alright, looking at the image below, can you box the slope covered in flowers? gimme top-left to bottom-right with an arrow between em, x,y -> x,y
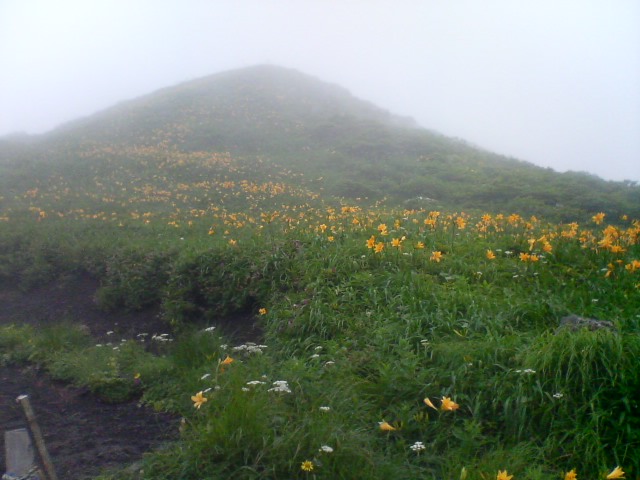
0,143 -> 639,478
2,65 -> 639,220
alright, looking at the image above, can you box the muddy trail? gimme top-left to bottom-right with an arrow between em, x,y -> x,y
0,274 -> 261,479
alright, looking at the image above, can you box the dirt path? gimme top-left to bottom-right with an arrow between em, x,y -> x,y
0,274 -> 261,478
1,364 -> 177,479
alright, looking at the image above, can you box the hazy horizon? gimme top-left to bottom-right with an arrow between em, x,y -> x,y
1,0 -> 639,182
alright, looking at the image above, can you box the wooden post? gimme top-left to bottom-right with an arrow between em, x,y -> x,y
16,394 -> 58,480
4,428 -> 35,477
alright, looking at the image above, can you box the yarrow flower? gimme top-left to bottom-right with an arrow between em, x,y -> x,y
268,380 -> 292,393
232,342 -> 268,355
319,445 -> 334,453
409,441 -> 425,452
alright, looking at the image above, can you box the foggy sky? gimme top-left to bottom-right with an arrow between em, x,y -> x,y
1,0 -> 639,181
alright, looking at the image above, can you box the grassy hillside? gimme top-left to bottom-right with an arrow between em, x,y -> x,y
0,66 -> 639,478
1,65 -> 638,220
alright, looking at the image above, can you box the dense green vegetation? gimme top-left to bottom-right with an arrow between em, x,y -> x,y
0,65 -> 639,478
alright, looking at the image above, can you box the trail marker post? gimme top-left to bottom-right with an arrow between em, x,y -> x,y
14,395 -> 58,480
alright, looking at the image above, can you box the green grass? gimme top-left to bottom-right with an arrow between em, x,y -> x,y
1,130 -> 639,478
2,207 -> 638,479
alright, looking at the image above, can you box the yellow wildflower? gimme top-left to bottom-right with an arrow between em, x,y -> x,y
220,355 -> 234,366
378,421 -> 396,431
374,242 -> 384,253
440,396 -> 460,411
415,241 -> 425,249
424,397 -> 437,410
191,391 -> 208,409
455,216 -> 467,229
519,252 -> 531,262
605,263 -> 615,278
592,212 -> 606,225
259,308 -> 268,315
598,236 -> 613,249
486,249 -> 496,260
300,460 -> 314,472
606,466 -> 625,479
391,237 -> 403,248
366,235 -> 376,249
564,469 -> 577,480
460,466 -> 468,480
508,213 -> 521,226
496,470 -> 513,480
424,218 -> 437,228
625,260 -> 640,273
430,251 -> 443,262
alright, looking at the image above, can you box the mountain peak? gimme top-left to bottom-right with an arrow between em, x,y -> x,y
49,64 -> 417,149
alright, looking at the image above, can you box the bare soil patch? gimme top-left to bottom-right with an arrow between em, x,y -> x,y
0,274 -> 261,478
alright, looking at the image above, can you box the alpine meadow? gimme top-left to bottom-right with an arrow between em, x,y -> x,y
0,65 -> 639,479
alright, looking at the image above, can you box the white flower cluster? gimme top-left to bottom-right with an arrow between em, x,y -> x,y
515,368 -> 536,374
232,342 -> 267,355
246,380 -> 267,386
202,326 -> 216,333
267,380 -> 291,393
152,333 -> 173,342
319,406 -> 331,412
410,441 -> 426,452
319,445 -> 334,453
